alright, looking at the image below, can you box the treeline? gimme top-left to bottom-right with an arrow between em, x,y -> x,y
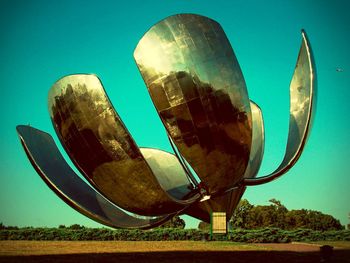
229,199 -> 344,231
0,226 -> 349,242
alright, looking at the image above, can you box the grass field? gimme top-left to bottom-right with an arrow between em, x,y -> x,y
0,241 -> 349,262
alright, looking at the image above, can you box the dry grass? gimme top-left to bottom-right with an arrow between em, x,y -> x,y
0,241 -> 264,256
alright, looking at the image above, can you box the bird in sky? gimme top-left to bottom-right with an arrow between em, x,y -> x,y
336,67 -> 344,72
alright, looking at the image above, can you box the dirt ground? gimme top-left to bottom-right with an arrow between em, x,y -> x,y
0,241 -> 349,262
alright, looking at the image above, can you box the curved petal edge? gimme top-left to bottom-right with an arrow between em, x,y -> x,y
16,125 -> 176,229
244,30 -> 316,186
48,74 -> 200,216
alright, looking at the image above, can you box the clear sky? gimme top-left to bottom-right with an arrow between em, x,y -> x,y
0,0 -> 349,229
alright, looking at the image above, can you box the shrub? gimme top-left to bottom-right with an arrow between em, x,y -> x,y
1,227 -> 349,242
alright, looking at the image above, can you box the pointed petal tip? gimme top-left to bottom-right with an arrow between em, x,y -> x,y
301,29 -> 310,42
16,125 -> 27,134
249,100 -> 262,111
301,29 -> 307,39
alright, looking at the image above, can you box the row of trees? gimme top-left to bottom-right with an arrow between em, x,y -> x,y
228,199 -> 344,231
1,199 -> 344,232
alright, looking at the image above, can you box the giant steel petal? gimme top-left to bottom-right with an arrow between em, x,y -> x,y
184,100 -> 265,222
243,101 -> 265,179
140,147 -> 194,200
48,74 -> 199,216
222,100 -> 265,220
134,14 -> 252,195
244,30 -> 316,186
16,125 -> 174,229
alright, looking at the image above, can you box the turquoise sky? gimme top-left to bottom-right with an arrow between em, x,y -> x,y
0,0 -> 349,229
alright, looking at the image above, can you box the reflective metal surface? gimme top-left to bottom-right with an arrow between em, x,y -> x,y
134,14 -> 252,195
48,74 -> 199,216
183,101 -> 264,222
244,30 -> 316,186
140,147 -> 193,200
16,13 -> 317,228
243,101 -> 265,179
16,125 -> 173,229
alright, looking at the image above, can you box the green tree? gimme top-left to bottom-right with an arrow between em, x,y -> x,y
269,198 -> 283,207
285,209 -> 308,229
158,216 -> 185,229
231,199 -> 343,230
268,198 -> 288,229
285,209 -> 343,230
245,205 -> 274,228
68,224 -> 85,230
230,199 -> 253,229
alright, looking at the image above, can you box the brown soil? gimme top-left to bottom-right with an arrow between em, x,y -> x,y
0,241 -> 349,262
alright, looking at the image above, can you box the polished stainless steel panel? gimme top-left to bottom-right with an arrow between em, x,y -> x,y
134,14 -> 252,195
48,74 -> 199,216
140,147 -> 193,200
244,30 -> 316,186
16,125 -> 173,229
183,101 -> 264,222
243,101 -> 264,179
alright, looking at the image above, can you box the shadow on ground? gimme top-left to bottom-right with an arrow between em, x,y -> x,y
1,250 -> 350,263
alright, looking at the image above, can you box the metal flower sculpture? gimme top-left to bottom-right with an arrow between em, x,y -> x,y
17,14 -> 316,228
